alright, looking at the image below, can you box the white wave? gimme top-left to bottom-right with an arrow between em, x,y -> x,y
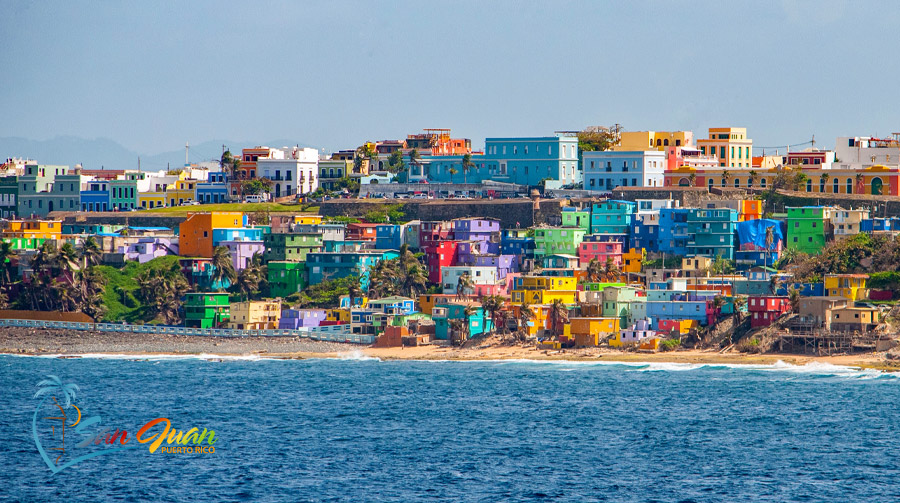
337,350 -> 381,362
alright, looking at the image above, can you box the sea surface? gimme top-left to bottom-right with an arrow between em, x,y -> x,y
2,354 -> 900,502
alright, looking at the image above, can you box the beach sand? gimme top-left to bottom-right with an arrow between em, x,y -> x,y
2,327 -> 898,371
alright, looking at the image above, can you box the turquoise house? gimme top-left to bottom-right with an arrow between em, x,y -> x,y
432,302 -> 492,340
590,200 -> 636,235
687,207 -> 739,260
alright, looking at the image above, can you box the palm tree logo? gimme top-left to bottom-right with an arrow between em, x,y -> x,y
33,375 -> 81,467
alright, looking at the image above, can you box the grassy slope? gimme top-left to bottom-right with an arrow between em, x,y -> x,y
140,203 -> 319,214
95,256 -> 182,323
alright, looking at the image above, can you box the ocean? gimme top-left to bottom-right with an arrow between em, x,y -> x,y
2,354 -> 900,502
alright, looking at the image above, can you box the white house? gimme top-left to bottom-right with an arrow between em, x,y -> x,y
257,147 -> 319,199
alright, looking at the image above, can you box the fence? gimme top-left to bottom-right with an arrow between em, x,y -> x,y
0,318 -> 376,344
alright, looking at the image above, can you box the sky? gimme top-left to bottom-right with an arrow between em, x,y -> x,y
2,0 -> 899,159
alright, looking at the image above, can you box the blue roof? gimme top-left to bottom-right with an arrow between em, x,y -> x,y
128,226 -> 171,231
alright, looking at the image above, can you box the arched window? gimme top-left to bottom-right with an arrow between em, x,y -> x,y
656,139 -> 662,146
760,178 -> 767,188
846,178 -> 853,193
819,178 -> 825,192
734,179 -> 740,188
708,179 -> 714,190
664,139 -> 669,146
833,178 -> 839,193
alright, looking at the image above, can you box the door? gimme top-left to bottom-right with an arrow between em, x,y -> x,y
872,177 -> 883,195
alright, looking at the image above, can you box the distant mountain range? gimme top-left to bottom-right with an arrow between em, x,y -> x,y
0,136 -> 320,172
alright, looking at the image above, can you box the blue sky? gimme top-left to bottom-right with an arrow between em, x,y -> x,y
1,0 -> 898,157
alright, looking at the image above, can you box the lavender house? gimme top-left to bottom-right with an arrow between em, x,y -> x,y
279,309 -> 327,329
121,237 -> 177,263
452,218 -> 500,254
222,240 -> 265,271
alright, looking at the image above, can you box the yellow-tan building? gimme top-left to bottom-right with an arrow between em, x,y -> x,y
696,127 -> 753,168
612,131 -> 693,152
824,274 -> 868,302
227,299 -> 282,330
2,220 -> 62,240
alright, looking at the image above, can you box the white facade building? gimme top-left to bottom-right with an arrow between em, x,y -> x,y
257,147 -> 319,198
582,150 -> 667,192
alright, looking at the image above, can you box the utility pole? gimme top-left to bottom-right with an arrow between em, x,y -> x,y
185,142 -> 189,167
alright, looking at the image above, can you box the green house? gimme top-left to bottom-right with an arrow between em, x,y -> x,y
786,206 -> 831,255
0,176 -> 19,218
263,232 -> 323,262
533,227 -> 586,258
601,286 -> 640,326
110,173 -> 143,211
561,207 -> 591,230
268,261 -> 307,298
184,292 -> 231,328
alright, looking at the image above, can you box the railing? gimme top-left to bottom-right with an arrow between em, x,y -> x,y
0,319 -> 375,344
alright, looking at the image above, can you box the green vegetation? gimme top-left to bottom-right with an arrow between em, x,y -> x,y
367,245 -> 427,299
363,204 -> 406,224
142,202 -> 306,214
643,255 -> 684,269
791,233 -> 900,282
95,256 -> 183,323
868,271 -> 900,297
294,275 -> 360,309
660,338 -> 681,352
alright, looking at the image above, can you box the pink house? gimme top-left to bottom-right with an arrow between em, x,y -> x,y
578,240 -> 624,267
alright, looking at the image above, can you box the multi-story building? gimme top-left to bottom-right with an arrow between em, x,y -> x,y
500,229 -> 535,258
0,177 -> 18,218
583,149 -> 667,191
268,261 -> 308,298
18,164 -> 82,217
590,200 -> 636,235
109,172 -> 142,210
441,265 -> 500,296
696,127 -> 753,168
306,250 -> 398,290
561,207 -> 590,230
578,238 -> 624,267
262,232 -> 323,262
257,147 -> 319,199
184,292 -> 231,329
80,179 -> 110,212
832,208 -> 870,240
658,208 -> 690,256
179,212 -> 247,258
612,131 -> 693,152
687,207 -> 739,260
228,300 -> 282,330
533,227 -> 586,258
748,296 -> 792,328
196,171 -> 229,204
318,159 -> 353,191
786,206 -> 834,255
451,218 -> 501,254
510,275 -> 578,305
824,274 -> 868,301
432,302 -> 490,341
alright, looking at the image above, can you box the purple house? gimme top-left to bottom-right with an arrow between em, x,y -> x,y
279,309 -> 327,329
458,249 -> 520,280
121,237 -> 177,263
222,240 -> 265,271
451,218 -> 500,254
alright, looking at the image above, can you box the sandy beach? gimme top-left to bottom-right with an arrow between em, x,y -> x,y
2,327 -> 898,371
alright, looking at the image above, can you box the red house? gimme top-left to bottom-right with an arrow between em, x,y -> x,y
425,240 -> 460,283
748,295 -> 792,328
346,223 -> 379,241
419,221 -> 453,249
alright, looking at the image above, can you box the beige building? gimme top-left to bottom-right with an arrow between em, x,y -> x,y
612,131 -> 694,152
796,296 -> 848,331
831,307 -> 879,333
697,127 -> 753,168
228,300 -> 282,330
832,208 -> 871,240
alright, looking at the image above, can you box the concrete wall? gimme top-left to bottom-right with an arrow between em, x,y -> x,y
320,198 -> 564,228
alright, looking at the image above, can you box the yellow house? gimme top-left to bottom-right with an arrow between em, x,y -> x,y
227,299 -> 282,329
623,248 -> 643,274
682,256 -> 712,277
570,317 -> 620,347
514,304 -> 550,338
326,308 -> 351,323
167,179 -> 198,206
696,127 -> 753,168
511,276 -> 578,305
139,191 -> 167,209
612,131 -> 693,152
824,274 -> 868,301
3,220 -> 62,240
294,214 -> 323,225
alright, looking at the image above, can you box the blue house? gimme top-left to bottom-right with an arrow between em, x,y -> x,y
421,135 -> 580,187
687,207 -> 739,260
367,296 -> 416,315
307,250 -> 399,290
861,218 -> 900,233
80,180 -> 111,212
630,213 -> 659,253
212,227 -> 264,246
658,208 -> 690,256
375,224 -> 403,250
197,172 -> 229,204
500,229 -> 535,258
590,200 -> 636,235
582,150 -> 666,191
432,302 -> 492,340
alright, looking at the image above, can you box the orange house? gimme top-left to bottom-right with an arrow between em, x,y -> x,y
179,212 -> 245,258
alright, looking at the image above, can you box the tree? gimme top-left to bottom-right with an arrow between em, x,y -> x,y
449,319 -> 468,347
80,236 -> 102,269
518,303 -> 535,340
776,246 -> 804,269
233,266 -> 261,301
688,173 -> 697,187
711,295 -> 725,326
241,178 -> 273,196
355,143 -> 378,173
386,150 -> 406,174
210,246 -> 237,291
480,295 -> 505,335
56,242 -> 79,276
136,264 -> 190,324
220,150 -> 235,179
787,286 -> 801,313
855,173 -> 865,194
821,173 -> 830,193
461,153 -> 474,185
548,299 -> 569,338
408,149 -> 421,177
732,296 -> 747,328
0,241 -> 18,285
603,256 -> 620,282
764,225 -> 775,269
577,126 -> 619,152
456,272 -> 474,299
748,170 -> 759,188
721,170 -> 732,188
448,167 -> 458,184
586,258 -> 603,283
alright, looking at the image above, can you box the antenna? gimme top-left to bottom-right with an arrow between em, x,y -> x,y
811,134 -> 816,148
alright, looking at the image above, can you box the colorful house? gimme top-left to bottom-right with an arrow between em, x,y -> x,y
179,212 -> 246,258
569,317 -> 620,347
227,299 -> 282,330
306,250 -> 398,290
268,261 -> 307,298
832,208 -> 870,240
610,319 -> 657,347
590,200 -> 636,235
425,240 -> 460,284
824,274 -> 868,301
687,207 -> 738,260
533,226 -> 586,257
748,296 -> 792,328
578,238 -> 623,267
263,232 -> 323,262
432,302 -> 491,340
561,207 -> 591,230
786,207 -> 833,255
511,276 -> 578,305
279,308 -> 326,329
452,218 -> 501,254
658,208 -> 690,256
184,292 -> 231,329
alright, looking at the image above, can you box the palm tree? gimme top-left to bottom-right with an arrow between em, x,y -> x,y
401,263 -> 427,298
732,296 -> 747,327
777,246 -> 803,268
820,173 -> 830,193
688,173 -> 697,187
347,277 -> 362,307
855,173 -> 865,194
748,170 -> 759,189
30,240 -> 56,276
449,319 -> 468,347
548,299 -> 569,338
461,153 -> 474,185
721,170 -> 732,188
210,246 -> 237,291
480,295 -> 505,335
603,256 -> 620,282
711,295 -> 725,326
456,272 -> 474,300
586,258 -> 603,283
0,241 -> 17,285
764,225 -> 775,269
56,243 -> 79,276
518,303 -> 535,340
76,266 -> 108,320
80,236 -> 102,269
448,167 -> 458,184
233,267 -> 260,301
787,286 -> 801,313
408,148 -> 421,177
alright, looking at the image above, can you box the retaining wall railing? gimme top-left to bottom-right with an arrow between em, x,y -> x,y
0,319 -> 375,344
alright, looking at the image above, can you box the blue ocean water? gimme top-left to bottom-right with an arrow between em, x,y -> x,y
2,355 -> 900,502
